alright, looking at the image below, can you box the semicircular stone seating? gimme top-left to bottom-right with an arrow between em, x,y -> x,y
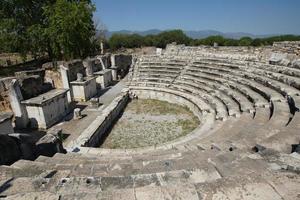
1,47 -> 300,199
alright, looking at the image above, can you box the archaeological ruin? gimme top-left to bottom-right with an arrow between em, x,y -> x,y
0,42 -> 300,199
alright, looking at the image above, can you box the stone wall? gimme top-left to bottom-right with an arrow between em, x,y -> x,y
93,54 -> 111,72
273,41 -> 300,56
164,42 -> 300,63
23,89 -> 69,129
62,60 -> 86,82
42,62 -> 63,89
0,129 -> 66,165
71,77 -> 97,102
0,77 -> 15,112
114,54 -> 133,69
164,43 -> 272,61
130,89 -> 203,120
0,112 -> 14,134
18,75 -> 52,100
69,89 -> 129,148
112,54 -> 133,78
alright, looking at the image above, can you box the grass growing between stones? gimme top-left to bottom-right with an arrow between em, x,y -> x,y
100,99 -> 200,149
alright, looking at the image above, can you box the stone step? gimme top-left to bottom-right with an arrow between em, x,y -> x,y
184,69 -> 268,106
171,84 -> 229,120
270,101 -> 291,126
188,65 -> 285,102
174,80 -> 242,117
183,72 -> 269,108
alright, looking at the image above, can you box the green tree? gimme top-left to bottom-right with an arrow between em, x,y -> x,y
223,39 -> 239,46
0,0 -> 96,60
155,30 -> 191,48
238,37 -> 253,46
251,38 -> 262,46
44,0 -> 96,59
201,35 -> 226,46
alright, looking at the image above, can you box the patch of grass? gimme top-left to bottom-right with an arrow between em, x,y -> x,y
127,99 -> 192,115
101,99 -> 200,149
177,116 -> 200,136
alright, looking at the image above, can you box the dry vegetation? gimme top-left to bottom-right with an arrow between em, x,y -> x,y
101,99 -> 200,149
0,53 -> 34,67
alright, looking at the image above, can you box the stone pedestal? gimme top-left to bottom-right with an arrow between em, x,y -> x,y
9,79 -> 29,129
70,77 -> 97,102
156,48 -> 162,55
110,54 -> 115,67
94,69 -> 112,89
83,59 -> 94,77
90,98 -> 100,108
73,108 -> 82,120
21,89 -> 69,129
60,65 -> 72,103
111,66 -> 118,81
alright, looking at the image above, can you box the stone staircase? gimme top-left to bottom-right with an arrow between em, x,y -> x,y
1,53 -> 300,199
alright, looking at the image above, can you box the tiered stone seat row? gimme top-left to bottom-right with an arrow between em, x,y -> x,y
2,53 -> 300,199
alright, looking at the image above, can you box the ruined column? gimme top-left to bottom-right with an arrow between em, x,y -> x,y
9,79 -> 28,128
96,56 -> 106,70
83,59 -> 94,77
73,108 -> 82,120
100,41 -> 104,55
76,73 -> 84,82
111,67 -> 118,81
110,54 -> 116,67
60,64 -> 72,103
110,54 -> 118,81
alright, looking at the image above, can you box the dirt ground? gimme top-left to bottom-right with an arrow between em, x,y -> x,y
101,99 -> 200,149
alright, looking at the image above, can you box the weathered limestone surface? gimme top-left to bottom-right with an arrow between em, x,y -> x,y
2,44 -> 300,199
68,89 -> 129,148
70,77 -> 97,102
21,89 -> 69,129
42,62 -> 63,89
0,112 -> 13,134
61,59 -> 86,82
0,77 -> 15,112
94,69 -> 113,89
36,132 -> 66,157
273,41 -> 300,56
9,79 -> 29,128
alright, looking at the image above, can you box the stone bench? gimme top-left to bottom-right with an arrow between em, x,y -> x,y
175,80 -> 241,117
187,65 -> 285,102
139,68 -> 181,75
183,76 -> 255,114
171,84 -> 229,120
192,60 -> 300,97
21,89 -> 69,129
182,73 -> 269,108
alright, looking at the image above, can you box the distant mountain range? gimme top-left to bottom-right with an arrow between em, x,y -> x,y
105,29 -> 278,39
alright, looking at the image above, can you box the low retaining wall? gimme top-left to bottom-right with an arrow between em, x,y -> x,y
130,88 -> 203,120
71,87 -> 216,154
68,89 -> 129,148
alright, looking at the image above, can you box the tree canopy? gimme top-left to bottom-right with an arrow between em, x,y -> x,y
108,31 -> 300,50
109,30 -> 192,50
0,0 -> 96,60
1,1 -> 300,57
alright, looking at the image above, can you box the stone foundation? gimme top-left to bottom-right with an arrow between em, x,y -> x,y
130,89 -> 202,120
21,89 -> 69,129
94,69 -> 113,89
0,112 -> 13,134
69,89 -> 130,148
70,77 -> 97,102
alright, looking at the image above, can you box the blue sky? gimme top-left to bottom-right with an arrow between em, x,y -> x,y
92,0 -> 300,34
